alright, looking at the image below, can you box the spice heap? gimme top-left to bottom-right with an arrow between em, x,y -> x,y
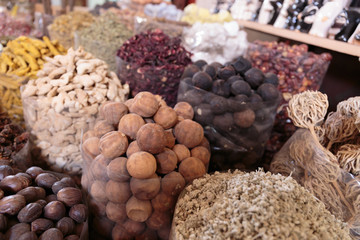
21,47 -> 129,174
172,170 -> 350,240
144,2 -> 183,21
76,13 -> 133,71
48,11 -> 95,49
0,165 -> 87,239
117,29 -> 192,106
135,17 -> 189,38
81,91 -> 210,239
181,4 -> 233,24
0,15 -> 32,38
177,58 -> 280,170
0,36 -> 67,78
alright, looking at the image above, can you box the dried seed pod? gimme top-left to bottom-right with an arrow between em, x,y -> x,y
161,171 -> 186,196
118,113 -> 145,140
172,144 -> 190,162
129,92 -> 159,118
57,187 -> 82,207
151,192 -> 175,212
156,148 -> 178,174
336,96 -> 360,117
56,217 -> 75,236
100,102 -> 128,126
17,186 -> 46,203
126,196 -> 152,222
94,120 -> 115,138
179,157 -> 206,183
0,195 -> 26,215
35,173 -> 59,189
90,181 -> 107,203
191,146 -> 211,166
44,201 -> 66,221
99,131 -> 128,159
105,202 -> 127,223
107,157 -> 130,182
123,219 -> 146,236
69,204 -> 87,223
136,123 -> 166,154
106,180 -> 131,204
5,223 -> 30,240
31,218 -> 54,234
17,202 -> 43,223
126,141 -> 141,158
154,106 -> 178,129
337,144 -> 360,175
39,228 -> 63,240
174,102 -> 194,120
127,151 -> 157,179
174,119 -> 204,149
130,174 -> 161,200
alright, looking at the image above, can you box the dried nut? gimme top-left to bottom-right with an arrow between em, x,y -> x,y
0,189 -> 3,199
99,131 -> 128,159
57,187 -> 82,207
0,165 -> 14,180
144,118 -> 155,123
106,157 -> 130,182
64,235 -> 79,240
157,225 -> 171,240
179,157 -> 206,183
172,144 -> 190,162
44,201 -> 66,220
93,216 -> 114,239
18,231 -> 38,240
82,137 -> 100,158
136,123 -> 166,154
127,151 -> 157,179
90,180 -> 107,203
39,228 -> 63,240
161,171 -> 186,196
0,195 -> 26,215
191,146 -> 211,166
94,120 -> 114,137
156,148 -> 178,174
56,217 -> 75,236
31,218 -> 54,234
174,119 -> 204,148
151,192 -> 175,212
89,199 -> 106,217
35,173 -> 59,189
126,141 -> 141,158
153,106 -> 178,129
0,213 -> 7,231
74,222 -> 84,236
91,154 -> 111,181
135,228 -> 157,240
80,175 -> 90,191
164,129 -> 176,149
129,92 -> 159,117
45,194 -> 57,203
234,109 -> 256,128
125,196 -> 152,222
17,186 -> 46,202
198,137 -> 211,151
100,102 -> 128,126
82,130 -> 97,143
118,113 -> 145,140
52,178 -> 76,194
35,199 -> 47,208
69,204 -> 87,223
174,102 -> 194,120
130,174 -> 161,200
146,210 -> 171,230
17,202 -> 43,223
25,166 -> 44,179
0,175 -> 29,193
106,180 -> 131,204
124,98 -> 134,109
123,219 -> 146,236
15,173 -> 32,183
105,202 -> 127,223
5,223 -> 30,240
112,223 -> 132,240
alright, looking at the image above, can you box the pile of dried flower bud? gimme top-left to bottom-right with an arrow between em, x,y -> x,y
0,165 -> 87,239
81,91 -> 210,239
172,170 -> 350,240
21,47 -> 129,174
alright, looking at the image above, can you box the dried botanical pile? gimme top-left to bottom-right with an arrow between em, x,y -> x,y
172,170 -> 350,240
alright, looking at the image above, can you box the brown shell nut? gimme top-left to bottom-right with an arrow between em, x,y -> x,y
126,141 -> 141,158
31,218 -> 54,234
0,213 -> 7,231
129,92 -> 159,117
107,157 -> 130,182
199,137 -> 211,151
105,202 -> 127,223
82,130 -> 97,143
89,199 -> 106,217
191,146 -> 211,166
172,144 -> 191,162
157,225 -> 171,240
123,219 -> 146,236
17,202 -> 43,223
69,204 -> 87,223
118,113 -> 145,140
0,165 -> 14,180
5,223 -> 30,240
127,151 -> 157,179
90,181 -> 107,203
174,102 -> 194,120
26,167 -> 44,179
124,98 -> 134,109
106,180 -> 131,204
18,231 -> 38,240
100,102 -> 128,126
99,131 -> 128,159
151,192 -> 175,212
56,217 -> 75,236
46,194 -> 57,203
39,228 -> 63,240
125,196 -> 152,222
17,186 -> 46,203
44,201 -> 66,221
174,119 -> 204,148
112,224 -> 132,240
179,157 -> 206,183
161,171 -> 186,196
153,106 -> 178,129
94,120 -> 115,138
156,148 -> 178,174
0,189 -> 3,199
146,210 -> 171,230
35,173 -> 59,189
57,187 -> 82,207
130,174 -> 161,200
136,123 -> 166,154
164,129 -> 176,148
0,175 -> 29,193
82,137 -> 100,158
0,195 -> 26,215
35,199 -> 47,208
234,109 -> 256,128
91,154 -> 111,182
52,178 -> 76,194
136,228 -> 157,240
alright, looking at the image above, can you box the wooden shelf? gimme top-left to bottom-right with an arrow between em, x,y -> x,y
238,20 -> 360,57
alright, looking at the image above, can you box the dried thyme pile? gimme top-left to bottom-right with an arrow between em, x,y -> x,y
173,170 -> 350,240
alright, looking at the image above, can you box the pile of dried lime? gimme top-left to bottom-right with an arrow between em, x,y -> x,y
172,170 -> 350,240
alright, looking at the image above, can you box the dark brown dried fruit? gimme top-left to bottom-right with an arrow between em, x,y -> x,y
39,228 -> 63,240
17,186 -> 46,203
25,166 -> 44,179
0,195 -> 26,215
57,187 -> 82,207
31,218 -> 54,234
5,223 -> 30,240
35,173 -> 59,189
18,231 -> 38,240
130,174 -> 161,200
192,72 -> 213,90
136,123 -> 166,154
69,204 -> 87,223
44,201 -> 66,221
17,202 -> 43,223
0,213 -> 7,231
56,217 -> 75,236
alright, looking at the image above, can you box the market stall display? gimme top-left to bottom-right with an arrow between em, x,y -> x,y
81,91 -> 210,239
144,2 -> 183,21
135,17 -> 189,38
0,15 -> 32,39
181,4 -> 233,24
21,47 -> 129,174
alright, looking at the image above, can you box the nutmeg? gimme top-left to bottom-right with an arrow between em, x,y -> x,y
135,228 -> 157,240
0,189 -> 3,200
64,235 -> 79,240
5,223 -> 30,240
18,231 -> 38,240
69,204 -> 87,223
198,137 -> 211,152
179,157 -> 206,183
57,187 -> 82,207
151,192 -> 175,212
127,151 -> 157,179
174,102 -> 194,120
155,148 -> 178,174
112,223 -> 132,240
157,225 -> 171,240
35,173 -> 59,189
124,98 -> 134,109
0,213 -> 7,231
99,131 -> 128,159
234,109 -> 256,128
31,218 -> 54,234
94,120 -> 115,138
0,195 -> 26,215
161,172 -> 185,196
90,181 -> 107,203
0,165 -> 14,180
164,129 -> 176,148
174,119 -> 204,148
0,175 -> 29,193
82,130 -> 97,143
129,92 -> 159,118
146,210 -> 171,230
17,202 -> 43,223
136,123 -> 166,154
56,217 -> 75,236
172,144 -> 190,162
126,196 -> 152,222
25,166 -> 43,179
100,102 -> 128,126
105,180 -> 131,204
80,175 -> 90,191
130,174 -> 160,200
105,202 -> 127,223
35,199 -> 47,208
123,219 -> 146,236
52,178 -> 76,194
106,157 -> 130,182
39,228 -> 63,240
154,95 -> 167,107
17,186 -> 45,203
45,194 -> 57,203
44,201 -> 66,221
118,113 -> 145,140
191,146 -> 211,166
153,106 -> 178,129
93,216 -> 114,239
89,199 -> 106,217
82,137 -> 100,159
91,154 -> 111,182
126,141 -> 141,158
15,173 -> 32,183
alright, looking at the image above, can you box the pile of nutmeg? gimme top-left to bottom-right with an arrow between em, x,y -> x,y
81,91 -> 210,239
0,165 -> 87,240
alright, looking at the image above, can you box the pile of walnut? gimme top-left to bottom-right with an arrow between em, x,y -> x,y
81,91 -> 210,240
21,47 -> 129,174
0,165 -> 87,240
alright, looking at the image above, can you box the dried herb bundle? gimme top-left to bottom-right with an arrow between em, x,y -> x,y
337,144 -> 360,175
